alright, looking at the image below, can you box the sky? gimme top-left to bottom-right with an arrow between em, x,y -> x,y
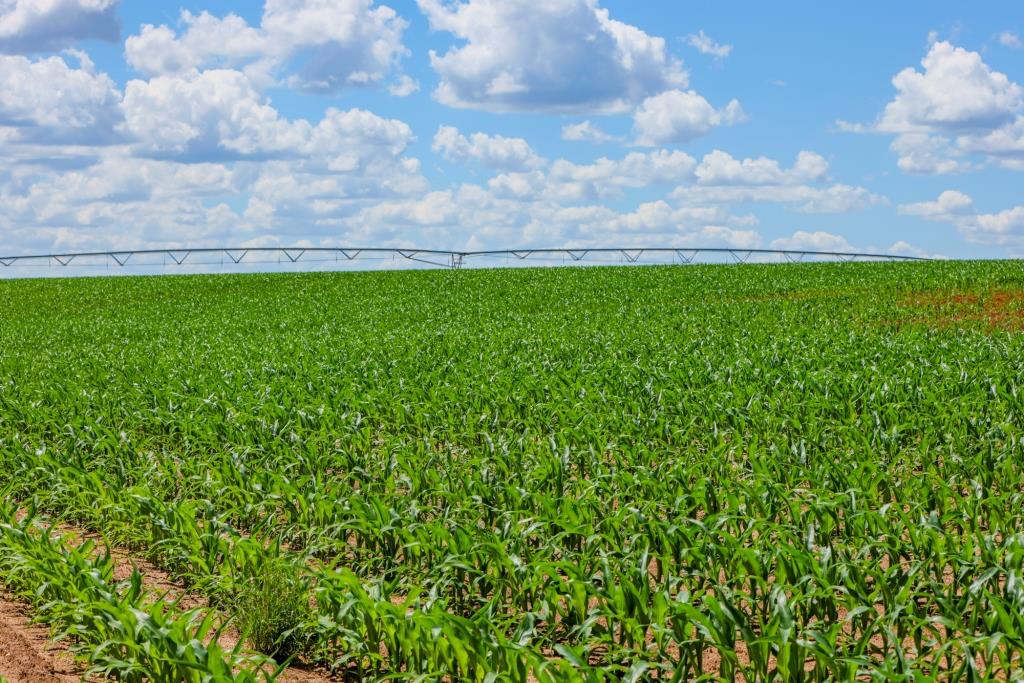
1,0 -> 1023,262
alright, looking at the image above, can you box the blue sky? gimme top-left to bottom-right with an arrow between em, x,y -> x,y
1,0 -> 1023,260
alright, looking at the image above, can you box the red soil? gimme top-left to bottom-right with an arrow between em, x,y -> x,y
903,289 -> 1024,331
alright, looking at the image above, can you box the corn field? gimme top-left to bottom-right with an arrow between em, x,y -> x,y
1,261 -> 1023,681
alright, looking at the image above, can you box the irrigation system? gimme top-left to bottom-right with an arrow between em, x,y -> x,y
0,246 -> 929,276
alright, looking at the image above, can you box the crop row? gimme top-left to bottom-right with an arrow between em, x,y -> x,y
1,261 -> 1023,680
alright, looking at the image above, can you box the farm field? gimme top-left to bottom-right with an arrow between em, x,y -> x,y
1,261 -> 1023,682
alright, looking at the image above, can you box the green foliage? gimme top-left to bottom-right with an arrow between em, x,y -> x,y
0,506 -> 271,682
223,554 -> 309,659
1,261 -> 1023,681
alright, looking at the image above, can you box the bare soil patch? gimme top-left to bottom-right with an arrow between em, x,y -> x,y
901,288 -> 1024,331
0,592 -> 81,683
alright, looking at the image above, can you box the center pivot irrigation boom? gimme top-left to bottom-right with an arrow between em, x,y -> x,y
0,246 -> 928,273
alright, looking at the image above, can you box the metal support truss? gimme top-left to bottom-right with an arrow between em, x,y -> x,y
0,245 -> 930,275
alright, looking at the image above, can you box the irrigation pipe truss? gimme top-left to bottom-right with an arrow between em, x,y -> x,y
0,246 -> 929,273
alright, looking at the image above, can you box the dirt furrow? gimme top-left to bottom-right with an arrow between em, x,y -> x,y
4,513 -> 334,683
0,592 -> 81,683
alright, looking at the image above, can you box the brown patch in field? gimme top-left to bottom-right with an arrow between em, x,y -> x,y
901,288 -> 1024,331
0,592 -> 82,683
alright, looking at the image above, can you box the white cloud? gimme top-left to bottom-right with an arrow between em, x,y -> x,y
999,31 -> 1022,49
632,90 -> 744,146
886,240 -> 945,260
475,146 -> 876,214
476,148 -> 881,214
121,69 -> 417,169
898,190 -> 1024,250
0,0 -> 119,53
486,170 -> 546,198
545,149 -> 696,199
0,52 -> 121,143
417,0 -> 687,113
673,183 -> 885,214
958,118 -> 1024,160
5,154 -> 239,218
561,120 -> 614,143
432,125 -> 545,171
124,14 -> 262,78
124,1 -> 409,94
0,149 -> 258,250
346,190 -> 458,228
879,41 -> 1022,134
770,230 -> 855,252
794,185 -> 888,213
848,41 -> 1024,173
121,69 -> 306,159
685,30 -> 731,58
768,231 -> 940,259
388,74 -> 419,96
889,132 -> 967,174
338,186 -> 763,250
247,155 -> 425,210
694,150 -> 827,185
670,150 -> 885,213
599,200 -> 756,234
834,120 -> 867,133
975,206 -> 1024,236
0,138 -> 431,253
897,189 -> 974,218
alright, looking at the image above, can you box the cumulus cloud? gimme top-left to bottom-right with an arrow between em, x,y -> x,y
670,150 -> 885,213
388,74 -> 419,96
124,14 -> 262,78
432,125 -> 545,171
898,190 -> 1024,250
632,90 -> 744,146
121,69 -> 416,167
999,31 -> 1022,49
878,41 -> 1022,134
889,132 -> 968,174
767,231 -> 940,259
544,149 -> 696,200
0,0 -> 120,53
694,150 -> 828,185
958,118 -> 1024,160
561,120 -> 614,143
475,148 -> 880,213
897,189 -> 975,218
673,184 -> 885,214
0,149 -> 260,251
770,230 -> 856,253
416,0 -> 687,113
845,40 -> 1024,173
598,200 -> 756,234
886,241 -> 945,260
340,187 -> 763,251
0,51 -> 121,143
124,1 -> 409,93
975,206 -> 1024,237
121,70 -> 303,159
0,141 -> 430,253
685,30 -> 731,58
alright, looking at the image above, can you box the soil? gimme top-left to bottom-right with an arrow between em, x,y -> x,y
0,592 -> 80,683
1,515 -> 336,683
902,288 -> 1024,331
